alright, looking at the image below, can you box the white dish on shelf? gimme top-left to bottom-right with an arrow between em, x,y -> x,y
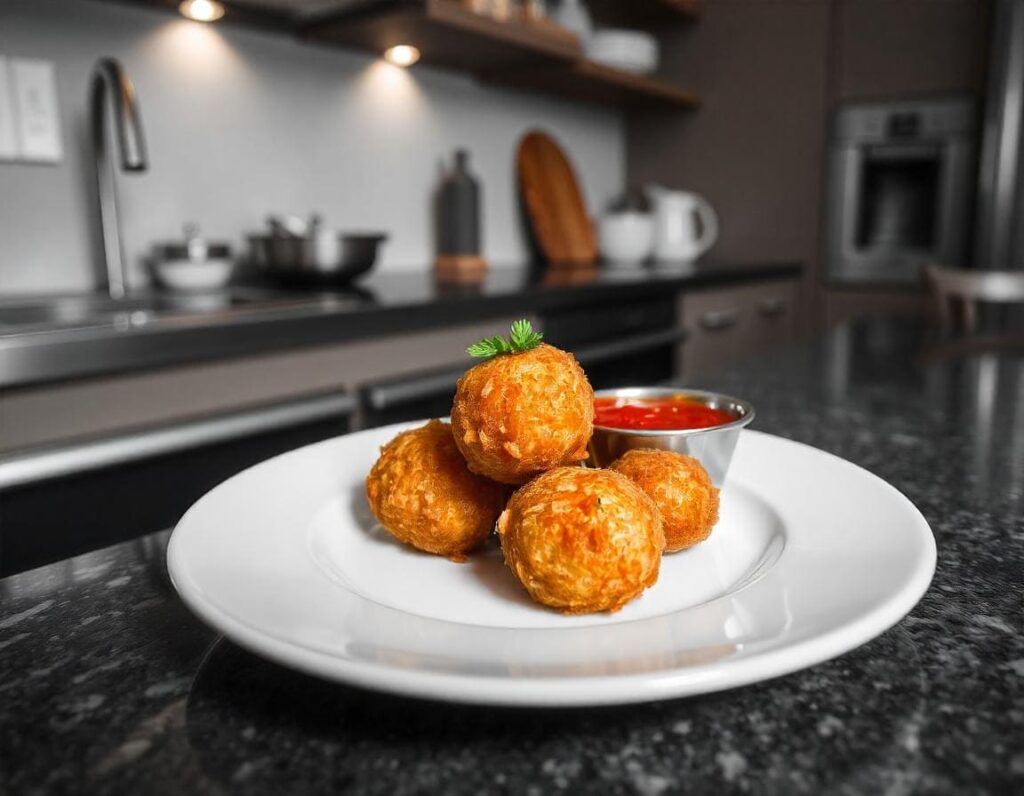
168,422 -> 936,707
586,29 -> 659,74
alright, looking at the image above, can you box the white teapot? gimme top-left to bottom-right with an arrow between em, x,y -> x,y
648,185 -> 719,263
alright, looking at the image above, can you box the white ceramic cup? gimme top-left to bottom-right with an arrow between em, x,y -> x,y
598,211 -> 655,267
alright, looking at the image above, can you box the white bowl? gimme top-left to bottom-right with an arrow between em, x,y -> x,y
152,258 -> 234,293
599,212 -> 654,267
586,29 -> 659,74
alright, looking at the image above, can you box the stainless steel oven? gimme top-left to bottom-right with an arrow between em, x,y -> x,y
826,98 -> 975,286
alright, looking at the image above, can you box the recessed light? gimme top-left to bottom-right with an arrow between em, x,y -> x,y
179,0 -> 226,23
384,45 -> 421,67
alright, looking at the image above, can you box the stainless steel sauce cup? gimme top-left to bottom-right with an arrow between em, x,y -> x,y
588,387 -> 755,486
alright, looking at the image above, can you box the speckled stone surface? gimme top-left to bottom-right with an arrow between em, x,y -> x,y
1,319 -> 1021,794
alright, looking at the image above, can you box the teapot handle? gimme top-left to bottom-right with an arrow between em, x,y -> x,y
693,194 -> 719,258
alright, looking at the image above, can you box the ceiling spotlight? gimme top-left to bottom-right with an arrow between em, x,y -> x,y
179,0 -> 226,22
384,45 -> 421,67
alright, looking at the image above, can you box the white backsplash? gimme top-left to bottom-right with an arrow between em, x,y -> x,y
0,0 -> 624,294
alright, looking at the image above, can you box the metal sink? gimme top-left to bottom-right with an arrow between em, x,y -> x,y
0,290 -> 367,335
0,296 -> 169,328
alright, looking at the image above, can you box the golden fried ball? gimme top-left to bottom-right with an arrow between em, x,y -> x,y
609,449 -> 720,552
497,467 -> 664,613
451,344 -> 594,485
365,419 -> 506,559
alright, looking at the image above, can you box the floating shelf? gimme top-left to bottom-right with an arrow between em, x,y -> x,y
124,0 -> 700,110
305,0 -> 581,73
483,60 -> 700,110
302,0 -> 700,110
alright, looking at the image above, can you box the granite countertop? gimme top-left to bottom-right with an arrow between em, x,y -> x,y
1,319 -> 1021,794
0,261 -> 800,389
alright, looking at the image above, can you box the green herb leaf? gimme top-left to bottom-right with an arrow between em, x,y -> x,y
467,319 -> 544,359
509,318 -> 544,351
466,336 -> 512,358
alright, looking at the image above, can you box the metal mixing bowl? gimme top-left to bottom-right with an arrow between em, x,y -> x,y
588,387 -> 755,486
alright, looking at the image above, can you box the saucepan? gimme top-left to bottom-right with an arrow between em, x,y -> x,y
248,218 -> 387,286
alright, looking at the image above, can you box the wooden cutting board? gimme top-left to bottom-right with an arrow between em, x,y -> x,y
517,130 -> 597,266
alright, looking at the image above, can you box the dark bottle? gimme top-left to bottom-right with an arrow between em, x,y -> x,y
439,150 -> 481,256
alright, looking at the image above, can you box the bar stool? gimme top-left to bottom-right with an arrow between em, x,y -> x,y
924,263 -> 1024,334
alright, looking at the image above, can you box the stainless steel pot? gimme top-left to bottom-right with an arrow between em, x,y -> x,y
248,232 -> 387,286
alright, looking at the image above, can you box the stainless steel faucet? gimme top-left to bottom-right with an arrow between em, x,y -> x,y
91,58 -> 148,299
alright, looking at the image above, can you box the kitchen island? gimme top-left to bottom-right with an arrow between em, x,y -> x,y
1,318 -> 1020,794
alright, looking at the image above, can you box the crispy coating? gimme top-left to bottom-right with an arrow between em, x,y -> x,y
365,419 -> 506,558
497,467 -> 664,613
451,344 -> 594,485
609,449 -> 720,552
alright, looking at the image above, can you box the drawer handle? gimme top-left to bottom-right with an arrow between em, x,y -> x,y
699,308 -> 739,331
757,298 -> 787,318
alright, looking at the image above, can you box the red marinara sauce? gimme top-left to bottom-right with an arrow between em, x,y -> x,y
593,395 -> 734,431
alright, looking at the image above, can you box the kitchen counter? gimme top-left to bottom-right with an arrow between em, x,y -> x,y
0,261 -> 800,389
1,318 -> 1020,794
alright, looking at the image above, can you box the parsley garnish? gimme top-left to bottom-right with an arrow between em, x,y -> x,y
467,319 -> 544,359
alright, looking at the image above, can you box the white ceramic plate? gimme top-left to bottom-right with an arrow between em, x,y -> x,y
168,423 -> 936,707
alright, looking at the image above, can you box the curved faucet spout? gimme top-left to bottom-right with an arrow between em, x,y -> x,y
91,58 -> 148,299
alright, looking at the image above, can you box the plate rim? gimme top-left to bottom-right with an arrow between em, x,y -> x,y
167,427 -> 937,707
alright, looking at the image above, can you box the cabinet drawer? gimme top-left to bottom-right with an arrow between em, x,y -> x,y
748,284 -> 798,354
677,279 -> 799,376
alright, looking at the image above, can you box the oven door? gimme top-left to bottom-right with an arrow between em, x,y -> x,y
828,140 -> 973,285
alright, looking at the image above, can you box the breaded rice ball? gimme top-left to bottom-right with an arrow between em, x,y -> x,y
497,467 -> 664,613
365,419 -> 506,559
609,449 -> 720,552
451,344 -> 594,485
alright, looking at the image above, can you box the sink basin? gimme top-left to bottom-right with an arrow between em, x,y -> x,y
0,290 -> 367,334
0,296 -> 165,328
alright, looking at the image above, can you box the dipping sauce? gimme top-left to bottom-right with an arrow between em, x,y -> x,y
594,395 -> 735,431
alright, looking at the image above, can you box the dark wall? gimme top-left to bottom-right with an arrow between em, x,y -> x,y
833,0 -> 989,102
627,0 -> 990,330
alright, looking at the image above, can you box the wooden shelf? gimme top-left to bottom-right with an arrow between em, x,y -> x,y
302,0 -> 699,110
112,0 -> 702,111
305,0 -> 581,73
484,60 -> 700,110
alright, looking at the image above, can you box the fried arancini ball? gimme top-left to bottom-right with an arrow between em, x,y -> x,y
497,467 -> 664,613
609,449 -> 720,552
451,344 -> 594,485
365,419 -> 506,559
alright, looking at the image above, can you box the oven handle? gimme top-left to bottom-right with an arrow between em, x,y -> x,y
863,143 -> 942,161
364,328 -> 689,411
0,391 -> 355,490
